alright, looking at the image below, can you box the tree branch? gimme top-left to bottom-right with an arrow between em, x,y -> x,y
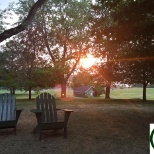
0,0 -> 47,43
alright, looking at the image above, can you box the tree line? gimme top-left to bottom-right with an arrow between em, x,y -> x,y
0,0 -> 153,101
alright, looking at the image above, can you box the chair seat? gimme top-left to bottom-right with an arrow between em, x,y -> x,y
0,120 -> 16,129
41,122 -> 67,130
0,93 -> 22,134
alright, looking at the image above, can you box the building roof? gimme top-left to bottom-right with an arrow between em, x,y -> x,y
74,86 -> 93,94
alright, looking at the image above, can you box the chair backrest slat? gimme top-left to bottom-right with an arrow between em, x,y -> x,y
36,93 -> 57,123
7,94 -> 11,120
40,93 -> 45,122
0,93 -> 16,121
48,94 -> 52,122
0,95 -> 2,121
44,93 -> 50,122
52,96 -> 57,122
2,94 -> 7,121
36,96 -> 40,110
10,96 -> 15,120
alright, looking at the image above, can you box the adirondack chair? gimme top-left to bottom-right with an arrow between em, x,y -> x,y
31,93 -> 73,140
0,93 -> 22,134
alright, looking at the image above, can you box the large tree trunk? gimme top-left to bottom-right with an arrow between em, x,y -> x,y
142,83 -> 147,102
29,87 -> 32,100
12,87 -> 15,95
61,82 -> 67,98
142,71 -> 148,102
105,83 -> 110,99
10,87 -> 15,95
10,87 -> 13,95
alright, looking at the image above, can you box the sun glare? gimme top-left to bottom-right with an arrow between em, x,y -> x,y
80,54 -> 96,69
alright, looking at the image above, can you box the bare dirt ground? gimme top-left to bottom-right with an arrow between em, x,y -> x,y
0,99 -> 153,154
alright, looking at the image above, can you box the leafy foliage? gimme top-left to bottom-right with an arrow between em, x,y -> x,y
91,0 -> 154,101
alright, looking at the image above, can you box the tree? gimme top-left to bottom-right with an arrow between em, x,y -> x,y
19,0 -> 92,98
91,0 -> 154,101
72,70 -> 93,89
109,0 -> 154,101
0,43 -> 21,94
42,0 -> 92,98
0,0 -> 47,42
0,33 -> 56,100
91,0 -> 117,99
72,68 -> 105,97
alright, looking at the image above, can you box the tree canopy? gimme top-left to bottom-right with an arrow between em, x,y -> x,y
0,0 -> 47,42
0,0 -> 154,101
91,0 -> 154,101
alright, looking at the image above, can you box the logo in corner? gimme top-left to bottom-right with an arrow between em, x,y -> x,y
150,124 -> 154,154
150,129 -> 154,148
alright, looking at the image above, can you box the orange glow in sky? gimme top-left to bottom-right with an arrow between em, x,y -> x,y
80,54 -> 96,69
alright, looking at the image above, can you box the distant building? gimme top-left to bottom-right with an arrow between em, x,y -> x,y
74,86 -> 94,97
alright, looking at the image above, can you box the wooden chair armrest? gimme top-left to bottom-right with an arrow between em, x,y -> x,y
63,109 -> 73,112
15,109 -> 23,112
63,109 -> 73,123
30,109 -> 42,125
15,109 -> 23,122
57,108 -> 73,112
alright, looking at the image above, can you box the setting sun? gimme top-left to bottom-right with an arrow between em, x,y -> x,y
80,54 -> 96,69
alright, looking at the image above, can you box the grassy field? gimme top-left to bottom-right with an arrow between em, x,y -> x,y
110,87 -> 154,100
1,87 -> 153,100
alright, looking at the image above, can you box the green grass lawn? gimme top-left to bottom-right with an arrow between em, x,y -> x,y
110,87 -> 154,100
0,87 -> 153,101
